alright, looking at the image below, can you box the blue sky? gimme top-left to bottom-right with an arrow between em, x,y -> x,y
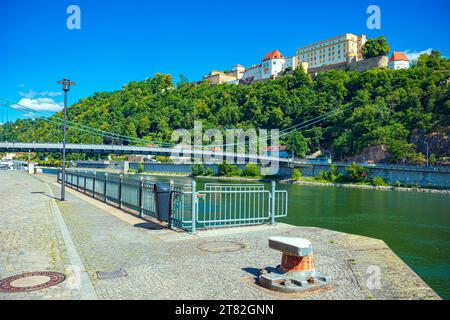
1,0 -> 449,121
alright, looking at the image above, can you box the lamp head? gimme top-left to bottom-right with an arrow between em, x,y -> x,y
57,79 -> 76,92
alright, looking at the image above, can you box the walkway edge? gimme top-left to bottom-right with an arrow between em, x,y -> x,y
45,182 -> 97,300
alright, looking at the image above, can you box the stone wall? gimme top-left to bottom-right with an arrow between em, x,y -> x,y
293,164 -> 450,188
308,56 -> 388,75
347,56 -> 388,72
74,161 -> 449,188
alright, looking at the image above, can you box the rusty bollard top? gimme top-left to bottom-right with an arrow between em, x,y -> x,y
268,237 -> 313,257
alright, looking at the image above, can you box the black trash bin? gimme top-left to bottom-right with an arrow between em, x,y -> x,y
153,183 -> 170,222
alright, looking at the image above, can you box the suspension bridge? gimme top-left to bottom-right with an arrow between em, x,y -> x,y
0,142 -> 292,164
0,96 -> 352,163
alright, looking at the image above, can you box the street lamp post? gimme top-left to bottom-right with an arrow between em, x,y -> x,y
57,79 -> 76,201
425,142 -> 429,166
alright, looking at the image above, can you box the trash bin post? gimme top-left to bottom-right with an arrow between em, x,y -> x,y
169,180 -> 175,230
191,180 -> 197,234
139,177 -> 144,217
118,174 -> 123,209
271,181 -> 276,225
93,171 -> 96,199
103,173 -> 108,203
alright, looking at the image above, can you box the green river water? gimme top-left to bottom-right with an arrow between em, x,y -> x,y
145,175 -> 449,299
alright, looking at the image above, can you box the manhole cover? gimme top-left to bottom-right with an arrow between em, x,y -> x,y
0,271 -> 66,293
197,241 -> 246,253
96,269 -> 127,280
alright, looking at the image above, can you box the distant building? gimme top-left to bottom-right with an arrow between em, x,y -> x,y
242,49 -> 308,82
203,64 -> 245,85
266,145 -> 291,158
388,52 -> 410,70
296,33 -> 366,69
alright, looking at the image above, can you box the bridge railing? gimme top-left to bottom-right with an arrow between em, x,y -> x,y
57,170 -> 288,232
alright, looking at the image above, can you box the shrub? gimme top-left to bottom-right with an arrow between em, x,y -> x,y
329,165 -> 342,182
191,164 -> 206,176
204,167 -> 215,176
429,154 -> 437,166
345,162 -> 368,183
394,180 -> 401,187
371,176 -> 386,186
155,155 -> 171,163
243,164 -> 260,177
218,163 -> 242,177
315,170 -> 330,181
137,163 -> 144,173
292,169 -> 302,181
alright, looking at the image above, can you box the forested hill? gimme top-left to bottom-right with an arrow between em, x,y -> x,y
5,51 -> 450,163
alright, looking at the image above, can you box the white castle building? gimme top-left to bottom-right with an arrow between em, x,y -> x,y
388,52 -> 410,70
242,50 -> 308,82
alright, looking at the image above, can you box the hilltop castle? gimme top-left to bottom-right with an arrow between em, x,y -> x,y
203,33 -> 410,85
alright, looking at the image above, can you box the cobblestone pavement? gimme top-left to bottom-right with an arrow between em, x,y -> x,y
0,171 -> 440,300
0,171 -> 81,300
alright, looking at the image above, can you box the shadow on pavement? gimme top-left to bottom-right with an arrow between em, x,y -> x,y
134,222 -> 165,230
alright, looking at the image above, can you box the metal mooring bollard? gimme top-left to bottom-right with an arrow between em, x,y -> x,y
258,237 -> 331,293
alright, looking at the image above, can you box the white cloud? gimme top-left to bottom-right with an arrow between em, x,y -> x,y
19,89 -> 38,98
19,90 -> 62,99
404,48 -> 433,62
46,91 -> 63,97
16,97 -> 63,112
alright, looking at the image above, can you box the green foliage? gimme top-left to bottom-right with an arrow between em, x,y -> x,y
315,170 -> 330,181
345,162 -> 368,183
329,165 -> 342,182
243,164 -> 260,177
314,165 -> 342,182
361,36 -> 390,59
394,181 -> 401,187
204,167 -> 215,176
2,52 -> 449,165
292,169 -> 302,181
137,163 -> 144,173
371,176 -> 386,186
191,164 -> 206,176
285,132 -> 310,157
155,156 -> 172,163
218,163 -> 242,177
429,154 -> 437,165
415,50 -> 450,71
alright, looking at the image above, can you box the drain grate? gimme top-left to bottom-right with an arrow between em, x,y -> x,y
96,269 -> 127,280
197,241 -> 246,253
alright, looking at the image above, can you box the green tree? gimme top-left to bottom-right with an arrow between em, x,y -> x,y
429,153 -> 437,166
218,163 -> 242,177
191,164 -> 206,176
345,162 -> 368,183
243,164 -> 260,177
285,132 -> 310,158
292,169 -> 302,181
361,36 -> 390,59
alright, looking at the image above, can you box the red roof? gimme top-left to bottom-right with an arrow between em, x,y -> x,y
262,50 -> 284,62
389,52 -> 409,62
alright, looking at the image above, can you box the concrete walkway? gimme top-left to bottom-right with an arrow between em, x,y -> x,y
0,171 -> 440,300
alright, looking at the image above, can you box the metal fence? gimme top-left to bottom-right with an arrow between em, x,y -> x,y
58,170 -> 288,233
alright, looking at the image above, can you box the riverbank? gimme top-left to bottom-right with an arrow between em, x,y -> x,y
138,170 -> 450,194
280,178 -> 450,195
0,171 -> 441,300
138,171 -> 279,182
